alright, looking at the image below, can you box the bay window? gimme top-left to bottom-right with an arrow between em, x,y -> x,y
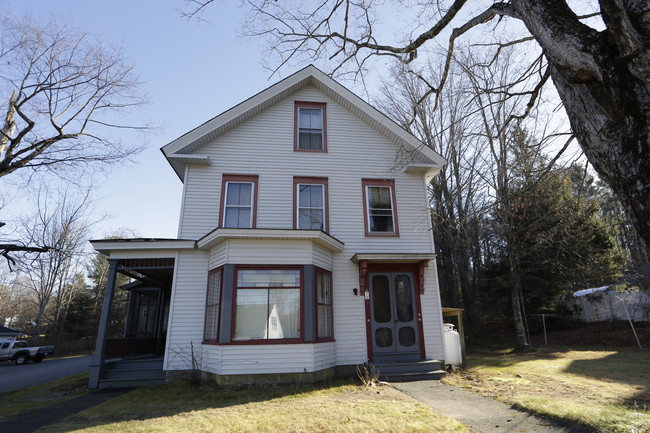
234,268 -> 301,341
203,268 -> 222,342
316,270 -> 333,340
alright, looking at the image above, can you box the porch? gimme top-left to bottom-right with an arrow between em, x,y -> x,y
89,252 -> 176,389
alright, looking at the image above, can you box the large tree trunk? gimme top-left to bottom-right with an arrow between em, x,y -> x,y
514,0 -> 650,259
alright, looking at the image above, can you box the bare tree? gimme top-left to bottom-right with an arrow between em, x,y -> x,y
18,188 -> 94,341
186,0 -> 650,258
0,15 -> 147,264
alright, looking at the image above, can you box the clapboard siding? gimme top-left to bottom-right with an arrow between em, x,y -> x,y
312,243 -> 333,270
220,345 -> 317,374
164,84 -> 444,376
164,250 -> 209,370
178,86 -> 434,255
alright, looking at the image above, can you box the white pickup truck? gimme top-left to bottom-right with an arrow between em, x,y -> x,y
0,340 -> 56,365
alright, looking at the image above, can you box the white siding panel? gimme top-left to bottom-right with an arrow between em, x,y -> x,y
209,243 -> 227,269
220,345 -> 316,374
313,342 -> 336,371
332,258 -> 368,365
312,243 -> 333,270
225,239 -> 313,265
165,250 -> 209,370
421,265 -> 445,360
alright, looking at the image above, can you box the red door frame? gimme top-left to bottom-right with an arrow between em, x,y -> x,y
362,262 -> 427,362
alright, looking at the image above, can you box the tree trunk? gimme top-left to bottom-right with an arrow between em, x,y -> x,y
513,0 -> 650,259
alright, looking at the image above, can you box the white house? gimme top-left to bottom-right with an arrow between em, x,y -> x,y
89,65 -> 447,388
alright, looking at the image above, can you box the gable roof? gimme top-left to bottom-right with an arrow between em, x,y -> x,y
161,64 -> 445,181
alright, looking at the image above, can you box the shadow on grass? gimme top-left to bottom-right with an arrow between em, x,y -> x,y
44,379 -> 359,432
563,350 -> 650,404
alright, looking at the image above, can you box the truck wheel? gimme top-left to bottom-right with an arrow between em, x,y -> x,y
15,353 -> 30,365
32,355 -> 44,363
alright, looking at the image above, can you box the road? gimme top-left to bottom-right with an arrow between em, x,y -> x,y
0,355 -> 92,393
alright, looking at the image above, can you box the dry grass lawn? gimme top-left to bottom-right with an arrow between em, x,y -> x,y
43,380 -> 469,433
443,346 -> 650,433
0,373 -> 89,420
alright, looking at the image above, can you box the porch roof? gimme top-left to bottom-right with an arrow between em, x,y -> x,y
90,238 -> 197,256
350,253 -> 437,264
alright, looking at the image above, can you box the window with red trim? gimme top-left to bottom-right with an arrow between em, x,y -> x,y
203,268 -> 222,342
295,102 -> 327,152
219,175 -> 258,228
294,177 -> 329,231
316,270 -> 333,340
233,268 -> 302,341
362,179 -> 399,236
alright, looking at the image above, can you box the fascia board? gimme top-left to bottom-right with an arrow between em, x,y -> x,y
197,228 -> 345,252
350,253 -> 437,263
90,239 -> 197,255
161,66 -> 316,157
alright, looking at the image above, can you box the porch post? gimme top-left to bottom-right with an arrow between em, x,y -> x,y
89,259 -> 118,389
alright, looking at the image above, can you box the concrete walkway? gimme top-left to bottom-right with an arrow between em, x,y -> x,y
393,381 -> 592,433
0,388 -> 130,433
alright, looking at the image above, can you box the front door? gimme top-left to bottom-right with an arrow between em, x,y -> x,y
369,272 -> 420,359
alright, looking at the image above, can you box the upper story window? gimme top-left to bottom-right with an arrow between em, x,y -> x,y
294,176 -> 328,231
219,174 -> 258,229
362,179 -> 399,237
295,101 -> 327,152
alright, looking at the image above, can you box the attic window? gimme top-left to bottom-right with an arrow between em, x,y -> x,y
295,102 -> 327,152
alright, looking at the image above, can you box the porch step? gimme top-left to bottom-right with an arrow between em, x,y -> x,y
107,358 -> 164,370
98,356 -> 165,388
370,359 -> 446,382
98,377 -> 166,388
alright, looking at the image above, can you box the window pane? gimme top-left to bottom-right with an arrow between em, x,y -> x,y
299,185 -> 323,207
224,208 -> 251,228
317,273 -> 332,304
299,209 -> 324,230
370,215 -> 394,232
318,305 -> 332,338
226,183 -> 252,206
372,275 -> 391,323
269,289 -> 300,339
299,131 -> 323,150
394,274 -> 414,322
237,269 -> 301,287
299,108 -> 322,129
234,289 -> 268,340
368,186 -> 391,209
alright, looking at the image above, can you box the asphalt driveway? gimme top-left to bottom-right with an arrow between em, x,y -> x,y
0,355 -> 91,393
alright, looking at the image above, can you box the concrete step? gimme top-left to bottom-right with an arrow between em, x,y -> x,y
103,367 -> 166,380
381,370 -> 447,382
97,377 -> 166,389
370,359 -> 444,375
106,359 -> 164,370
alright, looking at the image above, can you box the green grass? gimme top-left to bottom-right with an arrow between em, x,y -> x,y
0,373 -> 89,419
443,346 -> 650,433
43,381 -> 469,433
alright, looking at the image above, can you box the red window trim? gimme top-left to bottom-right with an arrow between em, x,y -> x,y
293,176 -> 329,232
218,174 -> 259,229
203,266 -> 223,344
294,101 -> 327,153
230,265 -> 305,344
315,267 -> 334,342
361,178 -> 400,237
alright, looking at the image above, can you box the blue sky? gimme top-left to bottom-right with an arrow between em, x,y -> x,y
4,0 -> 283,239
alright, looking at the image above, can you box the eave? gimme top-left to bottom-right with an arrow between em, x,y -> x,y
350,253 -> 437,264
197,228 -> 345,252
90,238 -> 197,256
